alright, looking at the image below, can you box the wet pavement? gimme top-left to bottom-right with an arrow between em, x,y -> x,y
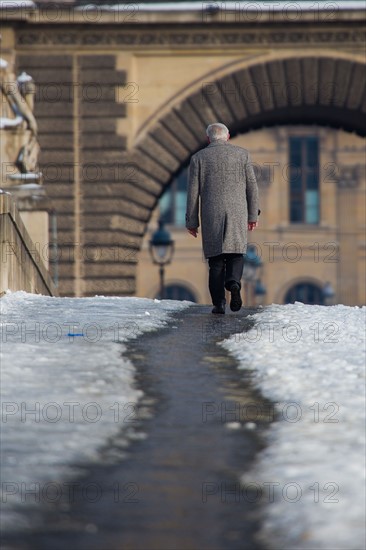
3,305 -> 273,550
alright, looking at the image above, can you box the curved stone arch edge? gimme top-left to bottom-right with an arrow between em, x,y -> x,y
127,51 -> 365,296
134,49 -> 366,146
128,51 -> 366,205
145,277 -> 201,303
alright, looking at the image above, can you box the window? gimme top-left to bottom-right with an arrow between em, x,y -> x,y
159,166 -> 188,227
289,136 -> 319,224
156,284 -> 197,302
284,283 -> 324,305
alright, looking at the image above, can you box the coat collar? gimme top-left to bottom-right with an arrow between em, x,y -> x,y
207,140 -> 230,148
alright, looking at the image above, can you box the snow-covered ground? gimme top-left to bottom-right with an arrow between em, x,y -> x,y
0,291 -> 191,533
222,302 -> 366,550
2,293 -> 365,547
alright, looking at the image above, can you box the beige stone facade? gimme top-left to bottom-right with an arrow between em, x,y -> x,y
137,126 -> 365,305
0,194 -> 56,296
0,3 -> 365,302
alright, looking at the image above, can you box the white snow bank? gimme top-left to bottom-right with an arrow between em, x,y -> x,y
0,1 -> 35,8
0,116 -> 24,129
221,302 -> 366,550
0,291 -> 191,532
77,2 -> 366,12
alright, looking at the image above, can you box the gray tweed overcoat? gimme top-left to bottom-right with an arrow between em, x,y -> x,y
185,140 -> 259,258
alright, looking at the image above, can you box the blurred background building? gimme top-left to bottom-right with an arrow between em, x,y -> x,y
139,125 -> 365,305
1,1 -> 365,304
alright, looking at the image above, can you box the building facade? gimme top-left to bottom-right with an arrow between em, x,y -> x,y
1,1 -> 365,303
137,125 -> 365,305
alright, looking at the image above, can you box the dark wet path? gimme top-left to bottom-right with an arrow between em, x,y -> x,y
3,305 -> 272,550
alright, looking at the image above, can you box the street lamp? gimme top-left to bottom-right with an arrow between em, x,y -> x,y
322,281 -> 335,306
243,245 -> 262,281
242,245 -> 263,306
149,219 -> 174,299
254,278 -> 267,306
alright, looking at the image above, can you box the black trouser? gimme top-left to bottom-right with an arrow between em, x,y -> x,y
208,253 -> 244,306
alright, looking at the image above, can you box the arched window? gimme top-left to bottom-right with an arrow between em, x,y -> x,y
284,282 -> 324,305
159,166 -> 188,227
156,284 -> 197,302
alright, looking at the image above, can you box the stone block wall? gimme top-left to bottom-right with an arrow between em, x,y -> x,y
16,53 -> 137,297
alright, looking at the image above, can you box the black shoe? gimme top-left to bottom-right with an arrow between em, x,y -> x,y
212,301 -> 225,314
230,283 -> 242,312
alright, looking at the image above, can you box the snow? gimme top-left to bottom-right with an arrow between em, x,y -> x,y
0,1 -> 35,8
1,0 -> 363,11
77,2 -> 366,12
0,291 -> 191,533
221,302 -> 366,550
0,58 -> 9,69
17,71 -> 32,83
7,179 -> 41,186
0,116 -> 24,129
1,293 -> 365,546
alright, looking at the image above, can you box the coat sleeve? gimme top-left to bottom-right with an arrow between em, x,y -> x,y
185,155 -> 200,229
245,152 -> 259,222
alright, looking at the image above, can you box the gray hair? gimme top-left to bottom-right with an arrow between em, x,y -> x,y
206,123 -> 229,141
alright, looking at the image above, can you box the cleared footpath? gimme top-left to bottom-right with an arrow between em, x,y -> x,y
4,305 -> 273,550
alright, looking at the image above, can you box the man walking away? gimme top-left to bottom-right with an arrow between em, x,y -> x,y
185,123 -> 259,314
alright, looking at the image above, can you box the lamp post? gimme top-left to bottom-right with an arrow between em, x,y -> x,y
149,219 -> 174,299
322,281 -> 335,306
242,244 -> 264,306
254,278 -> 267,306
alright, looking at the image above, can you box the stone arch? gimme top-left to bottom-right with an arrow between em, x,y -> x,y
135,50 -> 366,143
147,278 -> 200,302
120,52 -> 365,292
275,276 -> 325,305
